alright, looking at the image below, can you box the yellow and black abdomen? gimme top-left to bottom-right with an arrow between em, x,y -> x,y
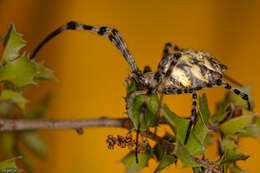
168,50 -> 227,88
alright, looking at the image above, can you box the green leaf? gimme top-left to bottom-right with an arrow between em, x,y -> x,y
121,143 -> 153,173
126,78 -> 138,100
162,105 -> 205,155
174,140 -> 200,168
192,94 -> 210,144
154,154 -> 177,173
0,56 -> 36,87
34,61 -> 56,81
154,143 -> 164,161
237,116 -> 260,138
23,94 -> 51,119
211,101 -> 229,123
228,163 -> 247,173
198,94 -> 211,122
0,101 -> 14,117
0,90 -> 27,111
127,94 -> 158,130
2,23 -> 26,63
162,132 -> 176,143
220,114 -> 255,136
1,132 -> 15,158
153,133 -> 177,173
222,137 -> 237,151
161,105 -> 189,143
0,158 -> 20,173
217,150 -> 249,165
20,131 -> 48,158
203,134 -> 214,147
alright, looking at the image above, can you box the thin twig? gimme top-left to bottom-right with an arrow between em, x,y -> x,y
0,117 -> 167,132
0,116 -> 220,172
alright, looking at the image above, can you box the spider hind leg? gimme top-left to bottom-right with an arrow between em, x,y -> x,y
184,92 -> 198,144
219,80 -> 251,110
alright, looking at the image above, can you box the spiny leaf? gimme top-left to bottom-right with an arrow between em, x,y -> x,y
126,78 -> 138,100
174,139 -> 200,168
221,137 -> 237,151
121,143 -> 153,173
192,94 -> 210,144
0,90 -> 27,111
0,157 -> 20,173
211,101 -> 229,123
198,94 -> 211,122
127,93 -> 159,130
34,61 -> 56,81
154,154 -> 177,173
162,105 -> 205,155
220,114 -> 255,136
2,23 -> 26,63
228,163 -> 247,173
236,116 -> 260,138
153,133 -> 177,173
203,134 -> 214,147
0,55 -> 36,87
20,131 -> 48,158
161,104 -> 189,143
217,150 -> 249,165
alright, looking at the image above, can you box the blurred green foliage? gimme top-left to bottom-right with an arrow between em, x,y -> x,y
0,24 -> 55,172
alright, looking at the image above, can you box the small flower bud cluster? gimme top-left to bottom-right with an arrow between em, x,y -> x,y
106,133 -> 135,150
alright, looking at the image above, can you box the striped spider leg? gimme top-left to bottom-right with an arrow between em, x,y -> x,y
31,21 -> 143,78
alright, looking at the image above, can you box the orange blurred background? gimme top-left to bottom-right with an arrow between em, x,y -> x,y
1,0 -> 260,172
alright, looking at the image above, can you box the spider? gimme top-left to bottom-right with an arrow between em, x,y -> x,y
31,21 -> 251,154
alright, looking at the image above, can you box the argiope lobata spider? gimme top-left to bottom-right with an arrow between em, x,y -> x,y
31,21 -> 251,160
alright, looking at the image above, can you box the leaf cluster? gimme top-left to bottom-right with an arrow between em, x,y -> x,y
122,79 -> 257,173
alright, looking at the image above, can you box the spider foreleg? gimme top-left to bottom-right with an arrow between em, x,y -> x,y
31,21 -> 142,76
184,92 -> 198,144
217,80 -> 251,110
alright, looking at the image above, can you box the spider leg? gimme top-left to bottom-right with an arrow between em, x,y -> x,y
216,80 -> 251,110
135,93 -> 150,163
184,92 -> 198,144
143,65 -> 152,73
31,21 -> 142,76
162,42 -> 181,60
154,52 -> 181,83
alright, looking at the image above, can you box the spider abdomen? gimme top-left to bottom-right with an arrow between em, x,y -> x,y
164,50 -> 227,88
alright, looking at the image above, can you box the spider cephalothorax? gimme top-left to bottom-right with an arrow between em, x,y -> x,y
30,21 -> 251,158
